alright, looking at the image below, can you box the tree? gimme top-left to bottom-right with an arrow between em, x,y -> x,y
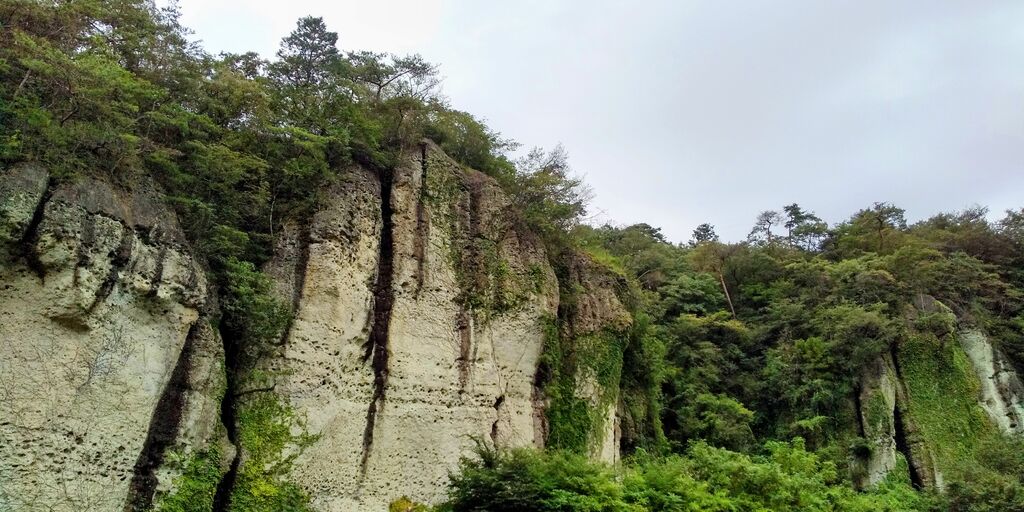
826,202 -> 908,257
348,51 -> 439,102
782,203 -> 827,251
424,106 -> 517,179
689,242 -> 738,319
271,16 -> 341,88
511,145 -> 592,249
999,208 -> 1024,248
748,210 -> 783,247
859,202 -> 906,253
267,17 -> 350,136
690,223 -> 718,245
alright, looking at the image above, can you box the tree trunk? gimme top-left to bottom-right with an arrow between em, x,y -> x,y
719,271 -> 737,319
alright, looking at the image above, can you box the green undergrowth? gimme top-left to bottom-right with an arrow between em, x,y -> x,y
155,447 -> 224,512
580,243 -> 628,279
864,390 -> 893,437
435,439 -> 929,512
897,332 -> 995,477
390,496 -> 432,512
542,314 -> 628,454
229,393 -> 317,512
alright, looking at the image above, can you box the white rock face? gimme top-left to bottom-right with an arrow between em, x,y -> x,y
960,329 -> 1024,434
858,355 -> 900,488
0,147 -> 629,511
260,164 -> 383,510
0,167 -> 214,511
260,145 -> 578,511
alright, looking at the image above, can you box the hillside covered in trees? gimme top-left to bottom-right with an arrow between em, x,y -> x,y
3,2 -> 1024,511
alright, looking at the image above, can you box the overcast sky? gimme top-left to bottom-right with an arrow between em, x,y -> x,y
171,0 -> 1024,242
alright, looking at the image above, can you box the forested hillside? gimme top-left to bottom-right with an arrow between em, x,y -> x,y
2,2 -> 1024,511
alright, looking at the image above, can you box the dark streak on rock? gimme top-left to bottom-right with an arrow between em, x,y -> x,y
72,212 -> 96,287
18,176 -> 55,280
457,310 -> 473,390
274,222 -> 313,347
413,142 -> 430,296
360,165 -> 397,477
490,394 -> 506,445
889,346 -> 925,490
147,240 -> 169,300
86,224 -> 134,313
292,222 -> 312,312
892,400 -> 923,489
212,321 -> 241,511
124,321 -> 197,511
853,382 -> 867,439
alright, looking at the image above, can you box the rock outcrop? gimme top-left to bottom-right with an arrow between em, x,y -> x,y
853,295 -> 1024,491
240,143 -> 622,510
856,354 -> 900,488
0,165 -> 227,511
960,329 -> 1024,434
0,145 -> 632,511
558,253 -> 631,464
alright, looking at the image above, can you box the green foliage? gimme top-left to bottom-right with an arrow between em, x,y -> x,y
662,313 -> 759,450
439,440 -> 926,511
542,316 -> 628,454
220,258 -> 291,349
511,146 -> 591,253
390,496 -> 432,512
897,333 -> 994,474
156,448 -> 224,512
942,435 -> 1024,512
230,394 -> 316,512
619,313 -> 669,453
424,107 -> 517,180
443,443 -> 629,512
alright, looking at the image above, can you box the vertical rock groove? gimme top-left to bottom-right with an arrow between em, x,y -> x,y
18,176 -> 55,279
360,165 -> 397,476
490,394 -> 506,445
146,245 -> 169,299
124,321 -> 198,511
212,324 -> 241,511
892,401 -> 923,489
457,310 -> 473,390
853,383 -> 867,438
889,346 -> 924,489
72,213 -> 96,286
414,142 -> 430,296
86,224 -> 134,313
276,222 -> 313,346
292,223 -> 312,312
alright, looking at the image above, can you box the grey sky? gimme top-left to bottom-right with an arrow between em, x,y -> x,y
173,0 -> 1024,242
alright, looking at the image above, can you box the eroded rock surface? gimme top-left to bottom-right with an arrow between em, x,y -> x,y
258,144 -> 568,510
960,329 -> 1024,434
857,355 -> 900,488
0,166 -> 223,511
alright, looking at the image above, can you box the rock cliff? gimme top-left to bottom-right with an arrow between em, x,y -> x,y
230,142 -> 626,510
855,295 -> 1024,491
0,143 -> 631,511
0,164 -> 228,511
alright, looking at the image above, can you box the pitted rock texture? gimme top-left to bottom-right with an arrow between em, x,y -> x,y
259,145 -> 564,511
0,167 -> 218,511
